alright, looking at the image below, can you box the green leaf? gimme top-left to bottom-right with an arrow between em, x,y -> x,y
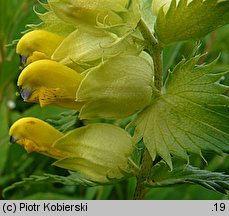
146,161 -> 229,194
11,105 -> 67,122
3,172 -> 96,197
155,0 -> 229,45
140,0 -> 156,33
22,192 -> 80,200
130,55 -> 229,169
47,110 -> 80,132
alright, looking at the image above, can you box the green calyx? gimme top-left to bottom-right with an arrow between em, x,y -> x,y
53,123 -> 134,183
76,54 -> 157,119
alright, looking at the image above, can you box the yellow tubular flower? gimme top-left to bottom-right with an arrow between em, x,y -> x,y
16,30 -> 64,66
17,59 -> 84,110
9,117 -> 65,159
9,118 -> 134,183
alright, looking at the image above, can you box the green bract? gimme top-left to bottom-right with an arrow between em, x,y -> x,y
51,26 -> 141,68
155,0 -> 229,45
130,55 -> 229,169
76,55 -> 156,119
53,123 -> 134,183
30,0 -> 144,70
31,1 -> 76,37
47,0 -> 141,35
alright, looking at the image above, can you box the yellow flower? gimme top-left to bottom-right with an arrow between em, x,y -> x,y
9,117 -> 64,159
16,30 -> 64,66
17,54 -> 155,119
17,59 -> 84,110
9,117 -> 134,183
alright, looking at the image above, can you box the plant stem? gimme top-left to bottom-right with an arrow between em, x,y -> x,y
137,19 -> 158,47
133,19 -> 163,199
138,19 -> 163,90
133,149 -> 153,199
152,45 -> 163,90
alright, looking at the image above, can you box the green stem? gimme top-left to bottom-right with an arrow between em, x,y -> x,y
152,45 -> 163,90
133,19 -> 163,200
137,19 -> 158,47
133,149 -> 153,199
138,19 -> 163,90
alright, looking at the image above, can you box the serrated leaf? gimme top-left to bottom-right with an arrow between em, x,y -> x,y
130,55 -> 229,169
47,110 -> 80,132
146,161 -> 229,194
22,192 -> 81,200
3,172 -> 96,197
155,0 -> 229,45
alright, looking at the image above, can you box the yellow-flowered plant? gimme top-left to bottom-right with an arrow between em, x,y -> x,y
12,0 -> 153,183
16,30 -> 155,118
9,117 -> 134,183
9,0 -> 229,199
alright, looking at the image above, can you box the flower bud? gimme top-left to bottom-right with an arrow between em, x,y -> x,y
17,59 -> 84,110
16,30 -> 64,66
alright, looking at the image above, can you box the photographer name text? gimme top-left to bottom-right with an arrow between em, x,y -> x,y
2,202 -> 88,213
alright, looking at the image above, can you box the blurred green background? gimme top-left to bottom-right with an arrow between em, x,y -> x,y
0,0 -> 228,200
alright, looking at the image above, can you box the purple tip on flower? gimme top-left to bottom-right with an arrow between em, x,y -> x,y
21,88 -> 32,100
10,136 -> 17,144
19,55 -> 27,65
